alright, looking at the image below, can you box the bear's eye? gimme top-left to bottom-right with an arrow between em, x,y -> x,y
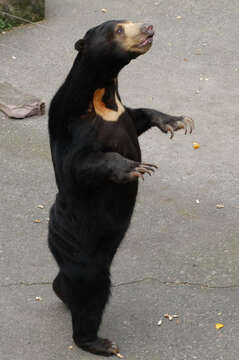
116,26 -> 124,35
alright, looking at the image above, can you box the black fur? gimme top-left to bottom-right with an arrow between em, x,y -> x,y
48,20 -> 193,356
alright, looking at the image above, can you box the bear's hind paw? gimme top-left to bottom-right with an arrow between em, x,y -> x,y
79,337 -> 121,357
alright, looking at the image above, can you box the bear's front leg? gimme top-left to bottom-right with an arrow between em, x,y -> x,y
127,107 -> 194,137
73,151 -> 157,185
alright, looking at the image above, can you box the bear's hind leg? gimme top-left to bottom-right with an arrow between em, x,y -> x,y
53,272 -> 69,306
63,262 -> 120,357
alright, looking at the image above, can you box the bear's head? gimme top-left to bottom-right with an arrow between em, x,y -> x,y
75,20 -> 154,72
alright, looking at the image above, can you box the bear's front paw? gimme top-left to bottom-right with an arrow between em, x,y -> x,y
128,162 -> 158,181
154,115 -> 194,139
111,161 -> 158,183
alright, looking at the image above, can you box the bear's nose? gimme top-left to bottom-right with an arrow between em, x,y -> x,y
141,24 -> 154,36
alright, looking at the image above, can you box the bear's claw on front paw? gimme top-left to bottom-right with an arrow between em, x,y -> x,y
130,162 -> 158,180
166,116 -> 194,139
180,116 -> 194,135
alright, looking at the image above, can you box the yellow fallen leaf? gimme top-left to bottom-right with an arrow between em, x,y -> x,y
193,142 -> 200,149
215,323 -> 224,330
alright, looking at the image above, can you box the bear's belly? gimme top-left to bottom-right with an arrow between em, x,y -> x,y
96,113 -> 141,162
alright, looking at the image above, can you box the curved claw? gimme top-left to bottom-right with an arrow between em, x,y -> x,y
131,171 -> 145,181
135,167 -> 152,176
182,116 -> 194,134
111,342 -> 120,355
166,124 -> 174,139
130,161 -> 158,181
141,162 -> 158,169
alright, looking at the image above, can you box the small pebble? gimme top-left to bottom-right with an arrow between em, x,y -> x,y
101,8 -> 107,13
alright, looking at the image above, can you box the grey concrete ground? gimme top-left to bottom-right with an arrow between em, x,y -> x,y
0,0 -> 239,359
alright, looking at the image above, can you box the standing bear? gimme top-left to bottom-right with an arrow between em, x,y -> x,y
48,20 -> 194,357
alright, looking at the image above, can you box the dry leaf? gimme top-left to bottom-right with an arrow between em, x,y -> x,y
101,8 -> 107,13
215,323 -> 224,330
33,219 -> 41,223
196,199 -> 200,204
68,345 -> 73,350
37,204 -> 44,209
193,142 -> 200,149
35,296 -> 42,301
157,319 -> 162,326
216,204 -> 224,209
176,16 -> 182,19
164,313 -> 173,321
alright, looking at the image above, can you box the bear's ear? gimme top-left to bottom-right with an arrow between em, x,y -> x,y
74,39 -> 85,52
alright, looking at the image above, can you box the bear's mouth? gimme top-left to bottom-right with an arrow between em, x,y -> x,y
137,33 -> 154,48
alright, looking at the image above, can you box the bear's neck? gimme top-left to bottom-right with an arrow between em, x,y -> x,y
89,80 -> 124,122
62,55 -> 123,113
49,54 -> 126,129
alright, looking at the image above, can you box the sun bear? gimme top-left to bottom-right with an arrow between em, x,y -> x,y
48,20 -> 194,357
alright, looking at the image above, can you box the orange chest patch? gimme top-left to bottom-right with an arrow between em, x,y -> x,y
92,88 -> 125,122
